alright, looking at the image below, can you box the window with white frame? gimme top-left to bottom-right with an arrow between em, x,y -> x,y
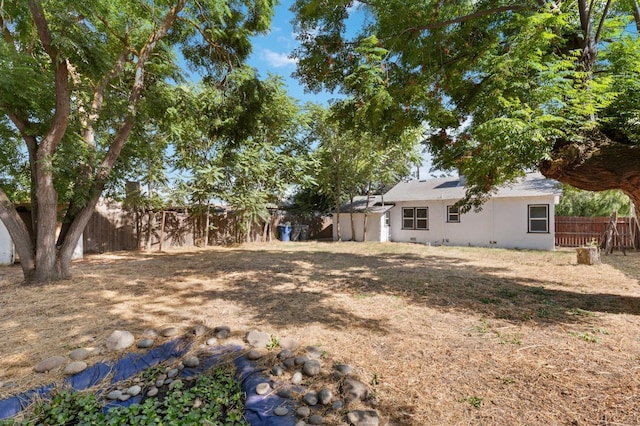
447,205 -> 460,223
528,204 -> 549,233
403,207 -> 428,230
384,211 -> 390,227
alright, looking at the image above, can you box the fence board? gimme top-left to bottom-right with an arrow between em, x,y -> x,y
555,216 -> 638,248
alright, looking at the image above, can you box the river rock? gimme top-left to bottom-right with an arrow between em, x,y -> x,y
303,392 -> 318,406
278,349 -> 294,359
63,361 -> 88,375
303,359 -> 321,376
183,356 -> 200,368
137,338 -> 154,349
274,406 -> 289,416
167,368 -> 179,379
271,365 -> 284,376
292,371 -> 303,385
318,388 -> 333,405
214,325 -> 231,339
69,348 -> 90,361
106,330 -> 135,351
297,406 -> 311,417
279,337 -> 298,351
246,330 -> 271,348
306,346 -> 324,359
334,364 -> 353,376
342,378 -> 369,403
247,349 -> 262,360
192,324 -> 207,336
308,414 -> 324,425
34,356 -> 67,373
127,385 -> 142,396
146,387 -> 158,397
206,337 -> 218,346
347,410 -> 379,426
256,382 -> 271,395
106,390 -> 122,400
160,327 -> 180,337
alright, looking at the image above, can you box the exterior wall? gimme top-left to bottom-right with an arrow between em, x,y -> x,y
332,212 -> 387,242
0,221 -> 13,265
389,196 -> 557,250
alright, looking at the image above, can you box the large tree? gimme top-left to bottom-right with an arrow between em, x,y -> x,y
292,0 -> 640,211
0,0 -> 275,283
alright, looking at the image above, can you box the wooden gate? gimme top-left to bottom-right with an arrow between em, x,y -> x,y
554,216 -> 639,248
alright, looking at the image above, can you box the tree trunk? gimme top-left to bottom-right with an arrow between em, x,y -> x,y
539,131 -> 640,212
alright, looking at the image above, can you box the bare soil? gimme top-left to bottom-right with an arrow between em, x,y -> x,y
1,242 -> 640,425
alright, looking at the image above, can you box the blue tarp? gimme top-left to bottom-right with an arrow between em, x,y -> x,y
0,340 -> 296,425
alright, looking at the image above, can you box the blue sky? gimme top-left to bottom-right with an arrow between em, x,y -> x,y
246,0 -> 334,105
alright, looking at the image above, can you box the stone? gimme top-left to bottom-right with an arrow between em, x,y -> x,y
69,348 -> 90,361
342,378 -> 369,403
127,385 -> 142,396
296,406 -> 311,417
183,356 -> 200,368
294,356 -> 308,366
279,337 -> 298,351
347,410 -> 379,426
332,400 -> 344,410
334,364 -> 353,376
295,422 -> 306,426
271,365 -> 284,376
206,337 -> 218,346
155,378 -> 165,387
105,330 -> 135,351
168,379 -> 182,390
303,359 -> 321,376
245,330 -> 271,348
160,327 -> 180,337
318,388 -> 333,405
192,324 -> 207,336
274,406 -> 289,416
306,346 -> 324,359
137,338 -> 154,349
167,368 -> 179,379
303,392 -> 318,406
146,387 -> 159,397
34,356 -> 68,373
117,393 -> 131,402
277,388 -> 293,399
278,349 -> 294,359
247,349 -> 262,360
256,383 -> 271,395
106,390 -> 122,400
292,371 -> 303,385
214,325 -> 231,339
308,414 -> 324,425
283,358 -> 296,369
63,361 -> 88,375
142,329 -> 158,338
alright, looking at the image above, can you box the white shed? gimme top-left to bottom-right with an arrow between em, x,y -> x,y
0,221 -> 14,265
332,195 -> 393,242
383,172 -> 562,250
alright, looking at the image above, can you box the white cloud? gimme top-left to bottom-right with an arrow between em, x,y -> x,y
261,49 -> 298,68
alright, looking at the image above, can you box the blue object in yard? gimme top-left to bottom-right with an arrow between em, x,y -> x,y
278,224 -> 291,241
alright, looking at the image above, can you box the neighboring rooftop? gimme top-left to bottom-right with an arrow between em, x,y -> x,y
334,195 -> 393,214
384,172 -> 562,202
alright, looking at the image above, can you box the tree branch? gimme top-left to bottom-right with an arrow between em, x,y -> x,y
594,0 -> 612,46
413,5 -> 530,33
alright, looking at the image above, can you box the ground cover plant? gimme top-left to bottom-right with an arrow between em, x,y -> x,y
1,242 -> 640,425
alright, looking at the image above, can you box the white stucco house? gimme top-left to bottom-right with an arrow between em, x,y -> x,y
332,195 -> 393,242
332,172 -> 562,250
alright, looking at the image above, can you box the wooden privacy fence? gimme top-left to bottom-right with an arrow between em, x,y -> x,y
83,200 -> 331,254
555,216 -> 639,248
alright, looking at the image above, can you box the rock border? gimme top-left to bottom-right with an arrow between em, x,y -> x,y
22,324 -> 381,426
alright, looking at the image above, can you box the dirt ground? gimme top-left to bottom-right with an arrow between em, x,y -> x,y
1,242 -> 640,425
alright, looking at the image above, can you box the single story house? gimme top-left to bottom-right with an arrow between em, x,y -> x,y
332,195 -> 393,242
332,172 -> 562,250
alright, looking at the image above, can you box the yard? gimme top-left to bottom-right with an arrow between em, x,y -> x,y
1,242 -> 640,425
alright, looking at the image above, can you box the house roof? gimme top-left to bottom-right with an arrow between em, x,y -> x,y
384,172 -> 562,202
335,195 -> 393,214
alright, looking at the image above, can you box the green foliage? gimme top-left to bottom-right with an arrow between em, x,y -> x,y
556,185 -> 631,216
292,0 -> 640,210
10,367 -> 247,426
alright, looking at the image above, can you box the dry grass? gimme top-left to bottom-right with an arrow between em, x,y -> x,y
1,242 -> 640,425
